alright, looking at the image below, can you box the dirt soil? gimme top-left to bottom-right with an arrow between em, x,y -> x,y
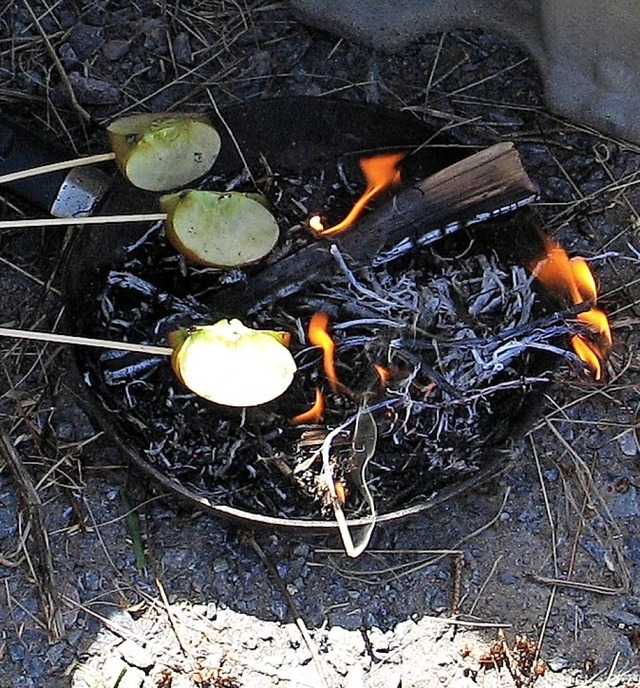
1,2 -> 640,687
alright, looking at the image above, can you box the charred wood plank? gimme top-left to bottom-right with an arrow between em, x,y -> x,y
214,142 -> 538,315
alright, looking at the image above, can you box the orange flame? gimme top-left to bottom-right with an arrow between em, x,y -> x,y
531,234 -> 611,380
312,152 -> 406,235
308,311 -> 339,391
308,214 -> 325,232
373,363 -> 391,387
334,480 -> 348,505
291,388 -> 325,424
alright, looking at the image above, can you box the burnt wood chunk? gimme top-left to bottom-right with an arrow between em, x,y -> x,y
213,142 -> 538,314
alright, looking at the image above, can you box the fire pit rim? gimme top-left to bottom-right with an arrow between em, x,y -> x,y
62,95 -> 548,533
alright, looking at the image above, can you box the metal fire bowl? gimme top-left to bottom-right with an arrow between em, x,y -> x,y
65,96 -> 546,532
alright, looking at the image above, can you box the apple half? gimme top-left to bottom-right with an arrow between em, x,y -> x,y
160,190 -> 279,267
107,113 -> 221,191
169,320 -> 297,407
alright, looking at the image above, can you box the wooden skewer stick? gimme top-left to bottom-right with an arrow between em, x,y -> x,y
0,152 -> 116,185
0,213 -> 167,229
0,326 -> 172,356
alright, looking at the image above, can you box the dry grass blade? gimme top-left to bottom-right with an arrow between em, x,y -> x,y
248,537 -> 332,688
21,0 -> 91,123
0,432 -> 65,641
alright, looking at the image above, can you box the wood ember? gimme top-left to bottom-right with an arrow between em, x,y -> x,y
216,143 -> 538,314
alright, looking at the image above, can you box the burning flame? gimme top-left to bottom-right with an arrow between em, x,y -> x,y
291,388 -> 325,424
531,234 -> 612,380
310,152 -> 406,235
334,480 -> 347,505
308,311 -> 340,391
308,214 -> 325,232
373,363 -> 391,387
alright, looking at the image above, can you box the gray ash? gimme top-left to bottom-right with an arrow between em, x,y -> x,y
83,199 -> 563,521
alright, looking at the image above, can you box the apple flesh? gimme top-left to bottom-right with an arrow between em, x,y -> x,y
107,113 -> 221,191
160,190 -> 279,267
169,320 -> 297,407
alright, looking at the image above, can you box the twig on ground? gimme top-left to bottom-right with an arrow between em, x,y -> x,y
155,576 -> 189,656
531,575 -> 624,596
247,536 -> 332,688
530,435 -> 559,576
314,487 -> 512,586
0,432 -> 65,641
544,419 -> 630,593
467,555 -> 502,618
22,0 -> 91,123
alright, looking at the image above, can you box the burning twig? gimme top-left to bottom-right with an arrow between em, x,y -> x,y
310,151 -> 405,235
530,233 -> 612,379
213,142 -> 538,313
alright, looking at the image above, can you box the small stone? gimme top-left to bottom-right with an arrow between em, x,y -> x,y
69,24 -> 105,60
368,627 -> 392,654
142,18 -> 168,51
8,642 -> 26,661
327,610 -> 363,631
580,538 -> 610,566
212,557 -> 230,573
497,572 -> 518,585
610,485 -> 640,518
327,625 -> 366,658
67,73 -> 121,105
13,678 -> 35,688
293,544 -> 310,558
247,50 -> 272,77
544,467 -> 559,482
615,634 -> 635,658
271,599 -> 288,622
58,43 -> 79,68
46,643 -> 66,668
618,430 -> 638,456
119,639 -> 155,670
605,609 -> 640,627
429,589 -> 449,614
546,656 -> 570,672
172,33 -> 193,65
22,656 -> 46,680
102,40 -> 131,62
629,542 -> 640,570
59,9 -> 77,29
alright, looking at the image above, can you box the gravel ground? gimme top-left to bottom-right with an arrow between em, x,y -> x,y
1,2 -> 640,687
